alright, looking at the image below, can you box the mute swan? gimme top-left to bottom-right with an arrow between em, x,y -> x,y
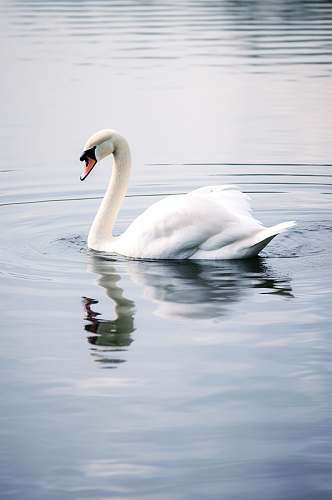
80,129 -> 295,259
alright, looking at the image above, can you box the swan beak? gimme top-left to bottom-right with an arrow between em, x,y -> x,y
80,157 -> 97,181
80,147 -> 97,181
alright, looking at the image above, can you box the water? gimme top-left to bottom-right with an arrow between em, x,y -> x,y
1,1 -> 332,499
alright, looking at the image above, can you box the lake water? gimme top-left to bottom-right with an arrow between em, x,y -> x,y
1,1 -> 332,499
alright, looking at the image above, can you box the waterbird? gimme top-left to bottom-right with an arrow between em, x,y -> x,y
80,129 -> 295,259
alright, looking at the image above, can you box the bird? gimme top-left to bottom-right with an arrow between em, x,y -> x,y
79,129 -> 295,259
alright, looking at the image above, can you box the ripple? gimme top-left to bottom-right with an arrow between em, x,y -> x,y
263,221 -> 332,259
0,203 -> 88,284
3,0 -> 332,74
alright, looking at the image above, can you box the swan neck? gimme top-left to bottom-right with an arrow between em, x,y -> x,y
88,135 -> 131,250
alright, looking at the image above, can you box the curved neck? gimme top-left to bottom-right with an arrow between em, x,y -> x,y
88,135 -> 131,250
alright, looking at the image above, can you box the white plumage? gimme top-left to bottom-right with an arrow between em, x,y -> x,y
80,129 -> 295,259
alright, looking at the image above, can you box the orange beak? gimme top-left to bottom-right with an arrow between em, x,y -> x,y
80,156 -> 97,181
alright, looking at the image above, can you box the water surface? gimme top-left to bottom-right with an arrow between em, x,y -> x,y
1,1 -> 332,499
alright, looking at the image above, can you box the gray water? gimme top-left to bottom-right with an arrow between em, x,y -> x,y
1,1 -> 332,499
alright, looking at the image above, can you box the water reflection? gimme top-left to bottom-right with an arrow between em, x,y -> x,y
7,0 -> 332,71
124,257 -> 293,320
82,265 -> 136,368
84,254 -> 293,367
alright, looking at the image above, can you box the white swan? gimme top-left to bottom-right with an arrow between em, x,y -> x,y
80,129 -> 295,259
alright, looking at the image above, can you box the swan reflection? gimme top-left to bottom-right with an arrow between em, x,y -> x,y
124,258 -> 293,321
83,255 -> 292,367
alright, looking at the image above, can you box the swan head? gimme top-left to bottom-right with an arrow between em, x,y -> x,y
80,129 -> 117,181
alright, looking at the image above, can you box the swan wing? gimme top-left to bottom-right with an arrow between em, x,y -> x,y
112,186 -> 265,259
188,185 -> 254,219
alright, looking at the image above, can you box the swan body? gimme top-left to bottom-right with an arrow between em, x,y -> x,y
80,129 -> 295,259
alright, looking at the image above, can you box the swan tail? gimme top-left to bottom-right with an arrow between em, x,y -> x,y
259,220 -> 296,239
192,220 -> 296,260
238,220 -> 297,258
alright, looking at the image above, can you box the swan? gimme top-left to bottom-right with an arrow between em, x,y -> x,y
80,129 -> 295,259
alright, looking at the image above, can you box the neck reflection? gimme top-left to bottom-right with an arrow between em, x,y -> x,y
83,259 -> 136,369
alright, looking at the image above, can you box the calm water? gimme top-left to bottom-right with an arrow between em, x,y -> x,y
1,1 -> 332,499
